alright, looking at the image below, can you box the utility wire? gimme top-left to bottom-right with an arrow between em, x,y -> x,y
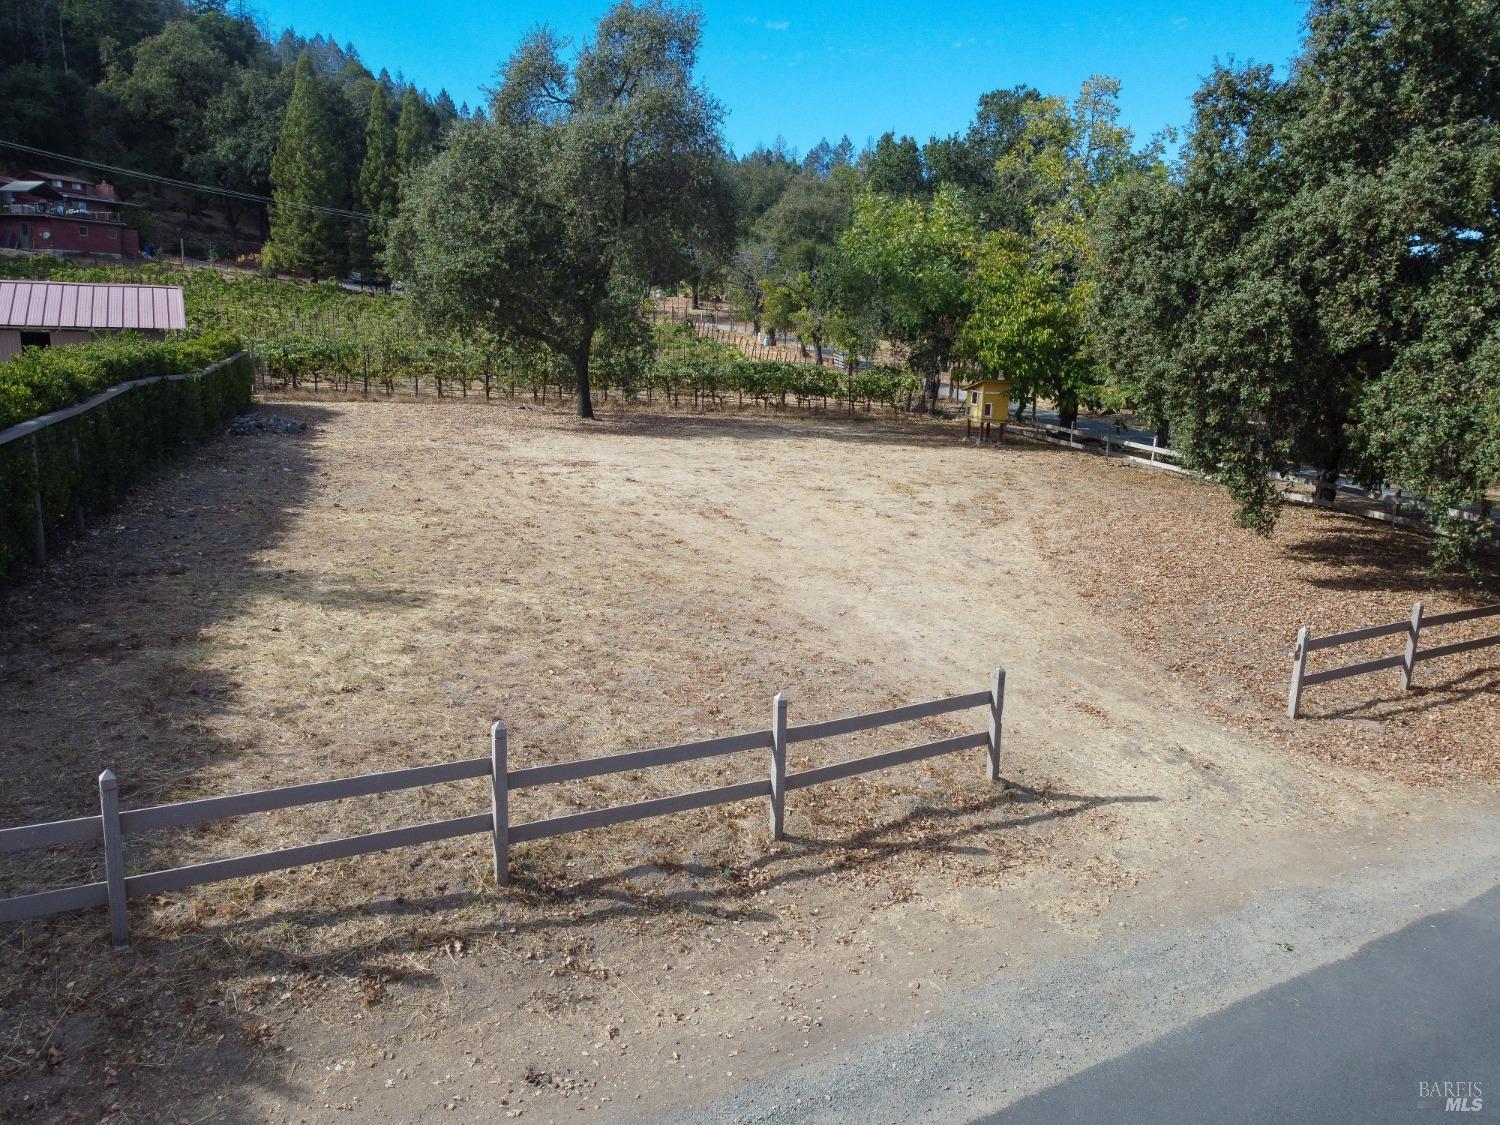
0,138 -> 376,222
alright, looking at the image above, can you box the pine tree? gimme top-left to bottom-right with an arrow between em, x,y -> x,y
395,87 -> 435,174
432,89 -> 459,133
353,83 -> 398,270
266,52 -> 348,275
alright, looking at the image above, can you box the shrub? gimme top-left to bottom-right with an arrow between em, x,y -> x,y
0,340 -> 251,581
0,332 -> 243,430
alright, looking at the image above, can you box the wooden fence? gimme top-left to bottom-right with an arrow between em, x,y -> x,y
0,671 -> 1005,947
1004,419 -> 1189,475
1005,421 -> 1495,544
1286,603 -> 1500,718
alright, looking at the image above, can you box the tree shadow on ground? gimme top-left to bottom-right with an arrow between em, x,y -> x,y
1277,524 -> 1499,597
0,401 -> 342,1122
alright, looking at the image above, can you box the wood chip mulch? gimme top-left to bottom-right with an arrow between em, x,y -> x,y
1028,452 -> 1499,785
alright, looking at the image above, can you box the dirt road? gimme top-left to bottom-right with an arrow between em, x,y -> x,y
1,398 -> 1494,1123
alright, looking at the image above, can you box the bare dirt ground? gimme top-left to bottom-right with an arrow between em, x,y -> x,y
1,397 -> 1495,1123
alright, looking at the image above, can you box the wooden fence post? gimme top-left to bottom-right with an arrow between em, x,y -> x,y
1287,626 -> 1310,719
490,723 -> 509,887
98,770 -> 128,948
988,667 -> 1005,781
769,692 -> 787,840
1401,600 -> 1424,690
30,433 -> 46,566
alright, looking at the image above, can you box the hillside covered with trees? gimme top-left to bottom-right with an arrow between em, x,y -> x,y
2,0 -> 468,260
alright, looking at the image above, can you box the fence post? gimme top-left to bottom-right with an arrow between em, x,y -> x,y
769,692 -> 787,840
1287,626 -> 1310,719
30,433 -> 46,566
1401,601 -> 1424,690
98,770 -> 128,949
490,723 -> 509,887
988,667 -> 1006,781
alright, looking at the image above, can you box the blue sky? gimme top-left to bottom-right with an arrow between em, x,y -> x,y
254,0 -> 1308,156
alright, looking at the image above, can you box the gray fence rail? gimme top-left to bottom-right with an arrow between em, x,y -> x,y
0,670 -> 1005,947
1286,602 -> 1500,718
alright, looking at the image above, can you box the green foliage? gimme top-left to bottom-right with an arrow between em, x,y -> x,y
959,232 -> 1095,424
266,52 -> 350,275
0,331 -> 244,430
0,348 -> 253,582
99,17 -> 239,175
864,133 -> 928,196
355,84 -> 400,271
395,87 -> 437,175
186,65 -> 293,239
838,185 -> 980,407
1087,0 -> 1500,562
648,323 -> 918,410
389,0 -> 729,418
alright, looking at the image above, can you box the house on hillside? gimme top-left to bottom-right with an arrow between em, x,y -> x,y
0,170 -> 141,259
0,280 -> 185,363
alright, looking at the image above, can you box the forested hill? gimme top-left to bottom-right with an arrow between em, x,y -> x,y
1,0 -> 473,259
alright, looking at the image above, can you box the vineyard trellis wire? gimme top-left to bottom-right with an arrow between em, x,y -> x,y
0,256 -> 930,414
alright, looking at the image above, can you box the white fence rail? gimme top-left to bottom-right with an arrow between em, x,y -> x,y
1286,603 -> 1500,718
1003,419 -> 1190,475
0,670 -> 1006,946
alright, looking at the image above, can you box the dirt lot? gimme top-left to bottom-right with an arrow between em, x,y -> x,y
0,398 -> 1495,1123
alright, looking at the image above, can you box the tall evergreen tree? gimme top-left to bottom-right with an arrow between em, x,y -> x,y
266,51 -> 348,275
354,83 -> 399,270
396,88 -> 436,174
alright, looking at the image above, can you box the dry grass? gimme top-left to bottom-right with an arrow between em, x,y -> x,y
1,395 -> 1492,1121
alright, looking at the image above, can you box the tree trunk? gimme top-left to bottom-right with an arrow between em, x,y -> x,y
1058,390 -> 1079,431
573,339 -> 595,419
1314,450 -> 1341,503
918,372 -> 939,414
814,342 -> 824,366
1156,416 -> 1171,449
690,279 -> 701,310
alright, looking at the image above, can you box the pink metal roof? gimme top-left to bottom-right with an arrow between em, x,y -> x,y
0,281 -> 185,332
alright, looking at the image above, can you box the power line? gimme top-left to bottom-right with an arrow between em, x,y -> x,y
0,139 -> 376,222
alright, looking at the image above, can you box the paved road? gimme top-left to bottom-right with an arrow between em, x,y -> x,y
993,885 -> 1500,1124
674,820 -> 1500,1125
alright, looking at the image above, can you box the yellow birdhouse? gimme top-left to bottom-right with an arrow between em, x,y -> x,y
962,377 -> 1011,444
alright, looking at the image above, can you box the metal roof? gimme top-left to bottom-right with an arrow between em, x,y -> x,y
0,281 -> 186,332
0,181 -> 54,193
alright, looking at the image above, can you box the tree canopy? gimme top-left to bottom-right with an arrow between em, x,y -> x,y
1088,0 -> 1500,564
388,0 -> 729,417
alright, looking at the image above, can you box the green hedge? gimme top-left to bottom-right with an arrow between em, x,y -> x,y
0,331 -> 243,430
0,340 -> 252,581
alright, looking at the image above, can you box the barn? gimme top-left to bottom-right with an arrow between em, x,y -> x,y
0,280 -> 187,363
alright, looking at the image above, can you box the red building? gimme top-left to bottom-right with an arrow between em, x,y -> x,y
0,169 -> 141,259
